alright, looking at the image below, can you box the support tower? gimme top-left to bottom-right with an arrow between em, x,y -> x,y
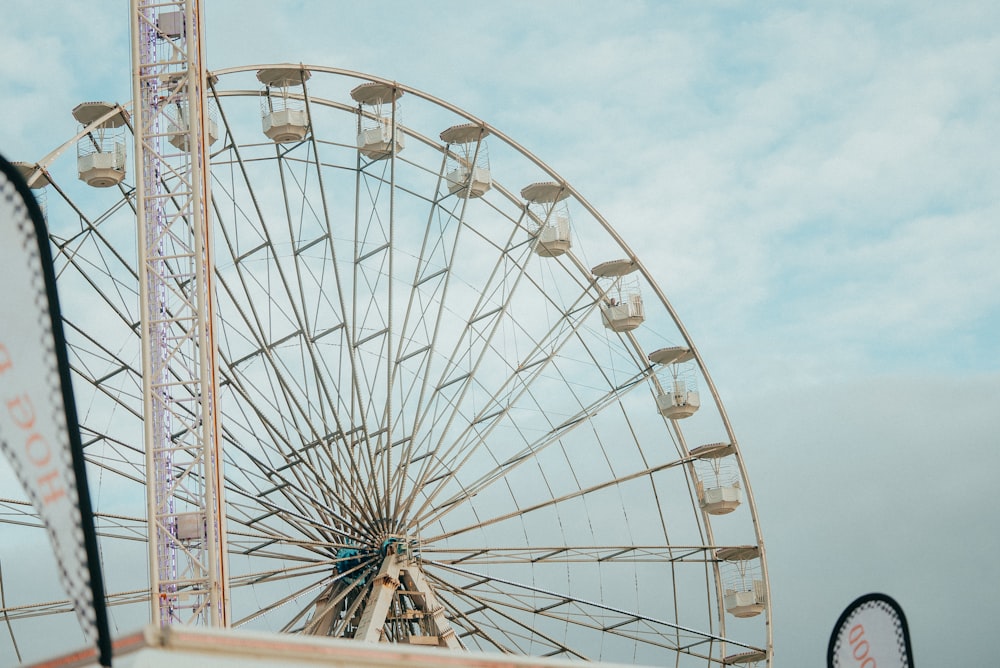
130,0 -> 230,627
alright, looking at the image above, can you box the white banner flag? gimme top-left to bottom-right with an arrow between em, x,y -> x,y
828,592 -> 914,668
0,155 -> 112,665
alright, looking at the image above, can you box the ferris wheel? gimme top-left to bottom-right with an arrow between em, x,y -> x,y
3,53 -> 771,668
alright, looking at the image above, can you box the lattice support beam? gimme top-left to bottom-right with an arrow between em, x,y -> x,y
130,0 -> 230,628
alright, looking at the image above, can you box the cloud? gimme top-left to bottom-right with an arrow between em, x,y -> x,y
533,3 -> 1000,388
1,2 -> 998,666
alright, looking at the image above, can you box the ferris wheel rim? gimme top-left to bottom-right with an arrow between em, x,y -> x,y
2,61 -> 771,666
207,62 -> 757,429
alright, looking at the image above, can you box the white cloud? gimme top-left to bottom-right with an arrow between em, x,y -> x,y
1,2 -> 998,666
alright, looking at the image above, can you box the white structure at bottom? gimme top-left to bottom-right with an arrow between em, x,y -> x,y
28,625 -> 650,668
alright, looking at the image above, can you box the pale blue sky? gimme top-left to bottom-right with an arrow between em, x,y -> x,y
1,1 -> 998,665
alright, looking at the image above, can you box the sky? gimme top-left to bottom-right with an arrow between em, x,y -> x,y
1,1 -> 999,666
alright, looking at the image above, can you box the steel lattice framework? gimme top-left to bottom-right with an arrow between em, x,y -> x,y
130,0 -> 230,627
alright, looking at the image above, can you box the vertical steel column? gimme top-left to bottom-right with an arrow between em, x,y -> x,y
130,0 -> 230,628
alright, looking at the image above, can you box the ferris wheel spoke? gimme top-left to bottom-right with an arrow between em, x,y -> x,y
212,259 -> 383,526
407,337 -> 602,520
46,171 -> 137,256
220,436 -> 356,546
66,339 -> 142,409
218,393 -> 382,541
438,591 -> 578,657
346,169 -> 395,509
91,512 -> 146,544
226,526 -> 356,555
243,430 -> 383,543
226,484 -> 334,550
249,492 -> 366,548
226,558 -> 380,631
81,450 -> 146,491
241,474 -> 368,549
430,595 -> 515,654
64,335 -> 143,412
223,448 -> 367,547
412,243 -> 596,419
0,498 -> 41,530
388,152 -> 456,375
234,414 -> 384,540
228,514 -> 356,560
380,143 -> 402,519
420,448 -> 687,543
409,215 -> 533,440
295,567 -> 377,635
411,362 -> 653,534
50,229 -> 139,319
3,558 -> 334,626
229,558 -> 342,589
426,562 -> 759,659
50,217 -> 141,374
47,179 -> 136,254
327,578 -> 373,638
436,592 -> 535,655
69,380 -> 144,481
352,161 -> 391,397
1,585 -> 152,623
399,249 -> 602,523
69,342 -> 176,489
422,570 -> 590,659
279,586 -> 334,634
420,545 -> 717,565
285,586 -> 350,635
209,127 -> 360,454
272,146 -> 349,428
0,564 -> 21,664
385,157 -> 467,518
213,231 -> 321,427
352,120 -> 481,517
234,576 -> 331,630
393,252 -> 599,505
220,362 -> 369,527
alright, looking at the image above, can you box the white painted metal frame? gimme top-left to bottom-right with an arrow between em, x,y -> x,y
1,63 -> 772,667
130,0 -> 230,627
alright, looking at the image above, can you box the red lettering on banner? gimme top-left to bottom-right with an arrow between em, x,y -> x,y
36,468 -> 67,505
2,366 -> 67,508
25,432 -> 52,467
848,623 -> 877,668
7,393 -> 36,429
0,342 -> 11,374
